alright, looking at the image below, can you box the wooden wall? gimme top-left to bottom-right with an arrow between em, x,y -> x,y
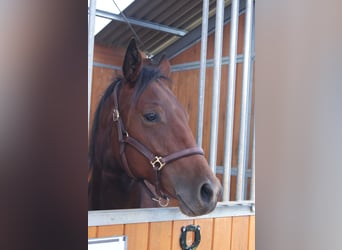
89,44 -> 124,132
88,215 -> 255,250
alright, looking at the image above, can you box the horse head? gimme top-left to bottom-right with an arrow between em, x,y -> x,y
112,38 -> 222,216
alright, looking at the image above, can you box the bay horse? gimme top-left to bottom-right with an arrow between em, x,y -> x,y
88,38 -> 222,216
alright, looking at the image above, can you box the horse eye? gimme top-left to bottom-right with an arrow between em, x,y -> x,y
143,112 -> 159,122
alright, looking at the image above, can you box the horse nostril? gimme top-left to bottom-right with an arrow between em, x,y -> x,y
200,183 -> 214,204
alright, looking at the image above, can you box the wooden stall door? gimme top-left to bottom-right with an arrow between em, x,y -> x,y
88,215 -> 255,250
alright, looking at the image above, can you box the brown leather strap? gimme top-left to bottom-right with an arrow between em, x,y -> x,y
124,136 -> 203,163
113,82 -> 136,179
112,80 -> 205,205
163,147 -> 204,164
113,81 -> 204,173
124,136 -> 155,160
142,179 -> 169,207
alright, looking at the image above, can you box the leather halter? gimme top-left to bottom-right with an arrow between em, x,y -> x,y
112,80 -> 204,207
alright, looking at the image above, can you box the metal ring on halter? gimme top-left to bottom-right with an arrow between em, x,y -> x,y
152,196 -> 170,207
113,109 -> 120,122
123,131 -> 129,138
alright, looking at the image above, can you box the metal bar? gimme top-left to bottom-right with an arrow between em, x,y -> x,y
250,116 -> 255,201
93,61 -> 121,71
92,55 -> 245,73
222,0 -> 240,202
249,3 -> 256,202
196,0 -> 210,147
93,55 -> 253,72
171,54 -> 245,72
208,0 -> 225,173
215,166 -> 253,177
243,0 -> 255,201
92,9 -> 187,37
88,202 -> 255,226
88,0 -> 97,129
236,0 -> 254,201
93,54 -> 250,73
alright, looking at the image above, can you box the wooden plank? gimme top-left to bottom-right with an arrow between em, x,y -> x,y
194,218 -> 214,250
148,221 -> 173,250
230,216 -> 250,250
97,224 -> 124,238
89,67 -> 117,132
125,223 -> 149,250
89,205 -> 254,226
212,217 -> 232,250
93,44 -> 125,65
170,69 -> 200,136
90,216 -> 254,249
248,216 -> 255,250
88,226 -> 97,238
171,220 -> 194,250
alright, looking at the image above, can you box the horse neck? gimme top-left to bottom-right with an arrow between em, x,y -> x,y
92,93 -> 123,174
89,87 -> 127,208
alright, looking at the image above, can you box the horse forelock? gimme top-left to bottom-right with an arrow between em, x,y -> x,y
132,64 -> 171,103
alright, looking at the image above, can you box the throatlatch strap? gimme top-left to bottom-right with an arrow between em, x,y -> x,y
112,82 -> 136,179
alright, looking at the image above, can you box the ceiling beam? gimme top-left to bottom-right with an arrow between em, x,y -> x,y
91,9 -> 188,37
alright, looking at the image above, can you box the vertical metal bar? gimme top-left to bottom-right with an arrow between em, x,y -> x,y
250,116 -> 255,201
209,0 -> 225,173
236,0 -> 253,201
249,2 -> 256,202
222,0 -> 240,202
88,0 -> 97,130
196,0 -> 210,148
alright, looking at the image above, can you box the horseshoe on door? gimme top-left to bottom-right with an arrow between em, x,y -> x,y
179,225 -> 201,250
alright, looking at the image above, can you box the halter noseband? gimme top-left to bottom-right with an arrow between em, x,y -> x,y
112,81 -> 204,207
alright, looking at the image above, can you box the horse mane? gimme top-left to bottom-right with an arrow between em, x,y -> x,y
88,78 -> 119,168
88,65 -> 170,168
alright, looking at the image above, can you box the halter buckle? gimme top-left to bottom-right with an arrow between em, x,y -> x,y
152,196 -> 170,207
113,109 -> 120,122
150,156 -> 166,171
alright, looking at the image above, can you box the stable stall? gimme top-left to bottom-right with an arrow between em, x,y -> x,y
88,0 -> 255,249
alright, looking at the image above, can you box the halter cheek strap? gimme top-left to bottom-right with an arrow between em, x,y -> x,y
112,81 -> 204,207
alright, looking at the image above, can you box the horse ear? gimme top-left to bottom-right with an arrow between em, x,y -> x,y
123,38 -> 142,86
158,55 -> 171,77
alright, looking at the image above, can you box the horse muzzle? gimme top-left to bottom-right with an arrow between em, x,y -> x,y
176,177 -> 222,217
